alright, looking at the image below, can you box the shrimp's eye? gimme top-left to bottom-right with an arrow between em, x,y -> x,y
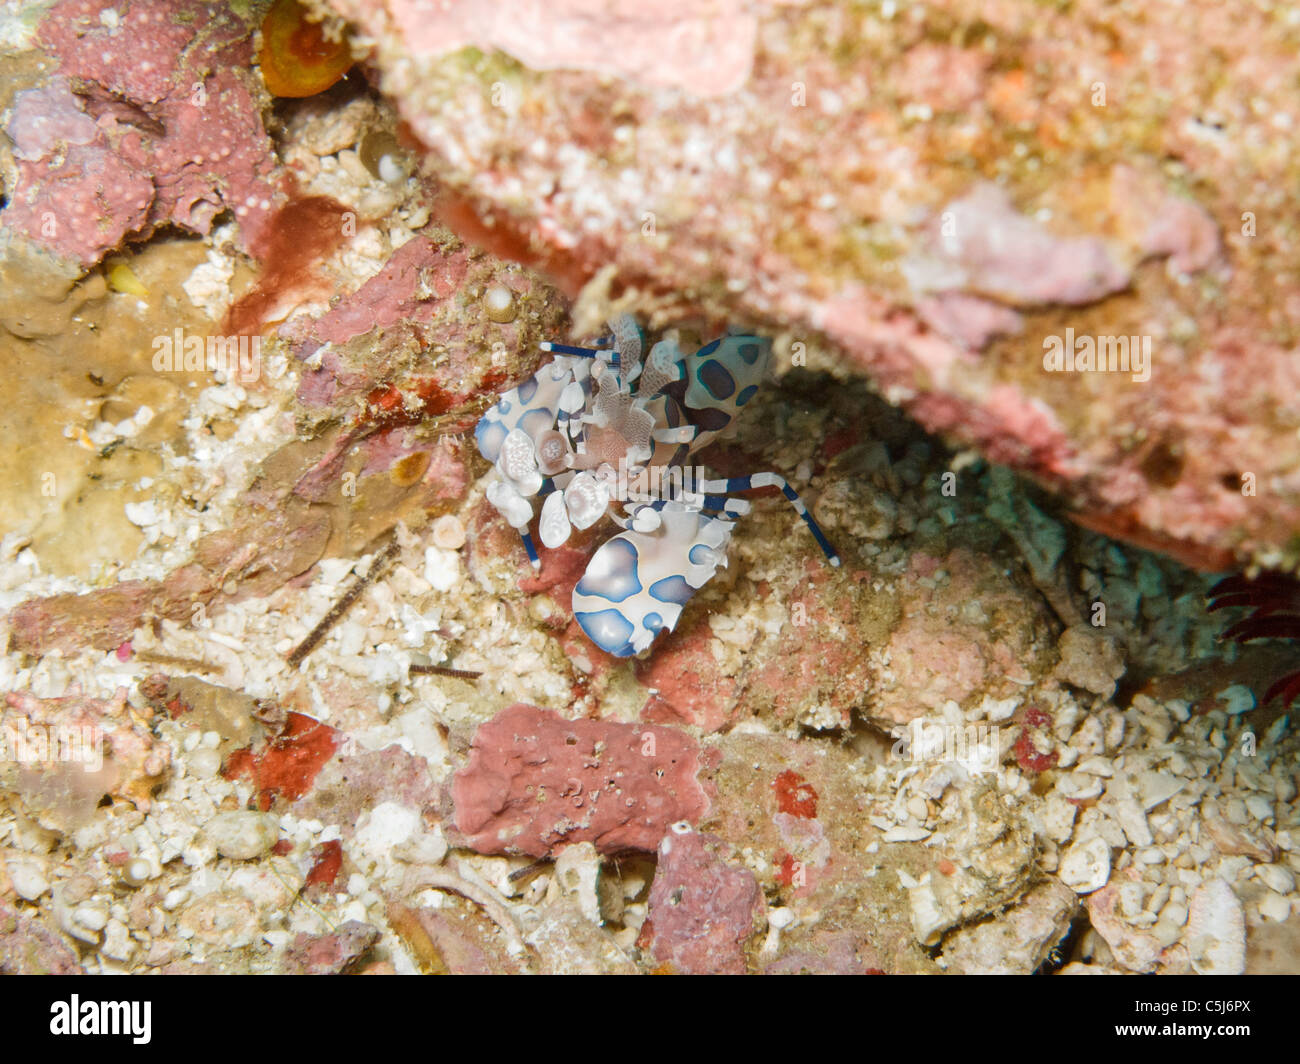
535,430 -> 571,475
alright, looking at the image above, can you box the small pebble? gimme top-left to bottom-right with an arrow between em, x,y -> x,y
1216,684 -> 1255,716
1255,863 -> 1295,894
431,514 -> 466,550
1187,878 -> 1246,975
8,858 -> 49,901
162,888 -> 189,911
101,918 -> 135,962
188,746 -> 222,780
204,811 -> 279,860
1159,900 -> 1188,927
1258,892 -> 1291,922
73,903 -> 109,933
1059,835 -> 1111,893
1151,918 -> 1182,948
1245,794 -> 1274,822
529,594 -> 558,623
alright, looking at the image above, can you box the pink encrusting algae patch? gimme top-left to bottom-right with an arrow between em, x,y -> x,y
450,704 -> 710,857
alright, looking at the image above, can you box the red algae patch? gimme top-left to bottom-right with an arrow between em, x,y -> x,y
1014,706 -> 1060,774
223,711 -> 341,810
772,769 -> 818,819
224,192 -> 353,334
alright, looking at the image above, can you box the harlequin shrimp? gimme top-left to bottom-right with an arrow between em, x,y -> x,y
475,315 -> 840,657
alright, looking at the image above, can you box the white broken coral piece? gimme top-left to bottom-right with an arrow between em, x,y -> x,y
1059,835 -> 1111,893
1186,878 -> 1246,975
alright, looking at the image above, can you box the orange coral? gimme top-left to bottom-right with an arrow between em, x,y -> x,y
259,0 -> 352,99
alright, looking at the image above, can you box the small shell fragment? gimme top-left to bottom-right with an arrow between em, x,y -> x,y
123,857 -> 154,887
106,262 -> 148,296
431,514 -> 466,550
358,130 -> 407,182
484,284 -> 517,323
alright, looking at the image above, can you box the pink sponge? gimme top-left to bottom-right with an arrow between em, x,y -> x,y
451,704 -> 709,857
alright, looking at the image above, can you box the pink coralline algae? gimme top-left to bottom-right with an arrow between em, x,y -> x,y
293,744 -> 439,833
6,77 -> 99,161
8,503 -> 332,657
914,292 -> 1024,353
637,617 -> 741,733
906,170 -> 1225,311
281,921 -> 379,975
450,703 -> 710,857
905,183 -> 1132,308
641,828 -> 764,975
867,548 -> 1055,726
3,687 -> 171,813
287,238 -> 473,352
1,0 -> 281,266
637,565 -> 875,733
331,0 -> 760,97
0,898 -> 83,975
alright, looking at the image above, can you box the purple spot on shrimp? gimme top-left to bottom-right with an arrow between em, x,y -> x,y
696,359 -> 736,401
649,574 -> 695,606
520,407 -> 556,438
576,537 -> 643,603
575,608 -> 636,656
475,418 -> 507,462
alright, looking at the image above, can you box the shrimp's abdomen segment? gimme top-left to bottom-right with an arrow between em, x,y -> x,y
573,509 -> 733,657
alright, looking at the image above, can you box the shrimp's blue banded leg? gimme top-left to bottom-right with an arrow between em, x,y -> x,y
519,529 -> 541,569
540,342 -> 612,358
624,495 -> 751,519
694,495 -> 751,516
541,341 -> 619,374
519,477 -> 565,562
699,473 -> 841,566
